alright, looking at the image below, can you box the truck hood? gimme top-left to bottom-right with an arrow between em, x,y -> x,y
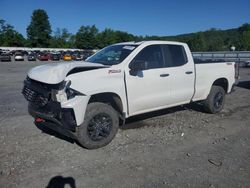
28,61 -> 107,84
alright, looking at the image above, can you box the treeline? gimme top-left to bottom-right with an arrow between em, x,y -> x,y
0,9 -> 250,51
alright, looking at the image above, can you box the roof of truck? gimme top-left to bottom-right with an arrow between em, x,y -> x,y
114,40 -> 186,46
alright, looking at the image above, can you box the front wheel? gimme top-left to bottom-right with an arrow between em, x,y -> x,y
204,86 -> 226,114
76,102 -> 119,149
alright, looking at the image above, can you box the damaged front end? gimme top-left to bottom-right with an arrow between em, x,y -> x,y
22,77 -> 80,139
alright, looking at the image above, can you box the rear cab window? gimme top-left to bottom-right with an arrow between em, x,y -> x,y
162,44 -> 188,67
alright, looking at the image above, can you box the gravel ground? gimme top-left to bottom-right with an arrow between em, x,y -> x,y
0,61 -> 249,188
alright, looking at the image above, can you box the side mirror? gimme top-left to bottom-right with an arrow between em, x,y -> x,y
129,60 -> 147,72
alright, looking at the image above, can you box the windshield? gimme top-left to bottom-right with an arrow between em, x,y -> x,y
86,44 -> 138,65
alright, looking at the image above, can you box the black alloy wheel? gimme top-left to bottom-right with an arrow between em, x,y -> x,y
87,113 -> 113,141
76,102 -> 119,149
213,92 -> 224,110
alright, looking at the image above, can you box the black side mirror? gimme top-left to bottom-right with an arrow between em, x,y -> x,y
129,60 -> 147,72
129,60 -> 147,76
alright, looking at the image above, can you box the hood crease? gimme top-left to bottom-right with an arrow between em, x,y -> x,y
28,61 -> 105,84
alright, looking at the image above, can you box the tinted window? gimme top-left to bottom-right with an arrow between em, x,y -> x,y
163,45 -> 187,67
131,45 -> 164,69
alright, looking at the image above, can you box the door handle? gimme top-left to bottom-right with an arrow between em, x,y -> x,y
160,73 -> 170,77
185,71 -> 193,74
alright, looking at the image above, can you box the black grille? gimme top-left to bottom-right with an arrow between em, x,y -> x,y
22,86 -> 48,106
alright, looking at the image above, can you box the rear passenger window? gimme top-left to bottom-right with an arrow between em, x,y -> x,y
131,45 -> 164,69
163,45 -> 187,67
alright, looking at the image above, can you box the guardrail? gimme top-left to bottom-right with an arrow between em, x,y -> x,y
192,51 -> 250,62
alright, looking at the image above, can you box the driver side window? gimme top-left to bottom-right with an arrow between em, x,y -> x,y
131,45 -> 164,70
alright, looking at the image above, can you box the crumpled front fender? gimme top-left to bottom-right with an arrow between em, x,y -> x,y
61,95 -> 90,126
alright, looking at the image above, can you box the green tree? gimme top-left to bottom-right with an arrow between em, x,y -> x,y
241,31 -> 250,50
50,28 -> 72,48
26,9 -> 52,47
67,34 -> 76,48
238,23 -> 250,33
96,28 -> 117,48
0,19 -> 25,46
188,32 -> 206,51
207,36 -> 224,51
114,31 -> 134,42
0,19 -> 6,45
75,25 -> 98,49
205,28 -> 224,51
239,23 -> 250,50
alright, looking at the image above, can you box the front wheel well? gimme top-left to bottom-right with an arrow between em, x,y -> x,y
88,93 -> 123,116
212,78 -> 228,93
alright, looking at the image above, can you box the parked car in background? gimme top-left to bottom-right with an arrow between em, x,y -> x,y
82,50 -> 95,60
75,53 -> 84,61
9,50 -> 16,56
14,52 -> 24,61
33,50 -> 41,55
63,54 -> 72,61
28,53 -> 36,61
246,61 -> 250,67
0,53 -> 11,62
38,53 -> 50,61
240,61 -> 250,67
50,53 -> 61,61
2,49 -> 10,54
22,50 -> 28,56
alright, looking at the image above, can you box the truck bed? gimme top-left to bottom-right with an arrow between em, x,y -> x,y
193,58 -> 233,64
192,62 -> 235,102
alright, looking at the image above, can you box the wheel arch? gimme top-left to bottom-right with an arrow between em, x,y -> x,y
211,78 -> 229,93
88,92 -> 124,117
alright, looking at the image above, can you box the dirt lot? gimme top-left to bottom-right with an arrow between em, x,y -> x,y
0,61 -> 249,188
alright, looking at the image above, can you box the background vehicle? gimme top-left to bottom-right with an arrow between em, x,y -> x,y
50,53 -> 61,61
14,52 -> 24,61
38,53 -> 50,61
0,53 -> 11,62
240,60 -> 250,67
22,41 -> 236,149
75,53 -> 84,61
82,50 -> 94,60
28,53 -> 36,61
63,54 -> 72,61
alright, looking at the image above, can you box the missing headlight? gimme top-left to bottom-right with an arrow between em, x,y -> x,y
66,88 -> 84,100
53,80 -> 85,102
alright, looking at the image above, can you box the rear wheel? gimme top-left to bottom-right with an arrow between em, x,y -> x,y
76,102 -> 119,149
204,86 -> 226,114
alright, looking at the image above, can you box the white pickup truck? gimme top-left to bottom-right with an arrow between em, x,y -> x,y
22,41 -> 236,149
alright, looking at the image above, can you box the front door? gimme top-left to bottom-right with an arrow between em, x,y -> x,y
125,45 -> 171,116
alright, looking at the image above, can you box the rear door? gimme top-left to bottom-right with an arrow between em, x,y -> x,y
162,44 -> 195,104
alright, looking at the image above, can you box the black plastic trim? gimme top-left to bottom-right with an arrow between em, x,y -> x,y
28,104 -> 77,139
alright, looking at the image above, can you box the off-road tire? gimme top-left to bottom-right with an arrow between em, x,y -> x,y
204,85 -> 226,114
76,102 -> 119,149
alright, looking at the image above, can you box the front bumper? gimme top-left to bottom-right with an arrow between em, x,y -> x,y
22,77 -> 90,139
28,103 -> 77,139
22,78 -> 79,139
